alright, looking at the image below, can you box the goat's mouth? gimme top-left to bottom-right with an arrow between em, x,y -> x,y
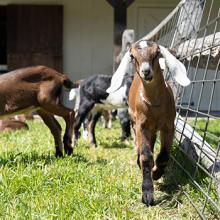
141,74 -> 153,82
145,75 -> 153,81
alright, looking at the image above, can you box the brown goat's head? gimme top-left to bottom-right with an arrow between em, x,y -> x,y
107,40 -> 190,94
129,41 -> 161,82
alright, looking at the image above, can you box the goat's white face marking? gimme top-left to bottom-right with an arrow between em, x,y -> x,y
139,41 -> 148,48
139,62 -> 152,80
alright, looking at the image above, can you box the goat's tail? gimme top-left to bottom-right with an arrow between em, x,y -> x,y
63,78 -> 79,89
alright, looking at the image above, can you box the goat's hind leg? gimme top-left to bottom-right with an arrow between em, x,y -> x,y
152,126 -> 174,180
37,110 -> 63,157
118,108 -> 131,141
87,111 -> 101,147
63,111 -> 75,155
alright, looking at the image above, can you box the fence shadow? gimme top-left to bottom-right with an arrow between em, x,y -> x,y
153,145 -> 213,208
101,141 -> 131,149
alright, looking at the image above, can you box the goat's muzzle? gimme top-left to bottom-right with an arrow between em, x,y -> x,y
139,62 -> 153,81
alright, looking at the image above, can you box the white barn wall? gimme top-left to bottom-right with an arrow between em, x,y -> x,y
0,0 -> 113,80
127,0 -> 178,40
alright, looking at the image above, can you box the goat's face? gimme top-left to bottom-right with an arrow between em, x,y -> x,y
130,41 -> 160,81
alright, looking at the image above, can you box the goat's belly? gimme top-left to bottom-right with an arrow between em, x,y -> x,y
0,106 -> 39,119
92,103 -> 125,112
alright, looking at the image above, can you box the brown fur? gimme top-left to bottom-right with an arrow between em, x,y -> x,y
0,119 -> 28,132
128,42 -> 176,206
0,65 -> 78,157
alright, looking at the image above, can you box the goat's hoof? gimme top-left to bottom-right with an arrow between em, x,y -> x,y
152,166 -> 164,180
142,193 -> 154,206
55,151 -> 64,158
64,147 -> 73,155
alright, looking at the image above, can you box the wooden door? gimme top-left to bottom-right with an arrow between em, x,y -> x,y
7,5 -> 63,71
0,6 -> 7,72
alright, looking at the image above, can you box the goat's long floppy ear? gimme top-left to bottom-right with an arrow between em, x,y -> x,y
159,45 -> 190,86
106,51 -> 132,93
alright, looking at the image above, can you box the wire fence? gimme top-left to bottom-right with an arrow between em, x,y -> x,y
142,0 -> 220,219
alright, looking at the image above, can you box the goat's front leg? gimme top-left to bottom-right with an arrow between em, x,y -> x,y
37,110 -> 63,157
152,125 -> 174,180
136,124 -> 154,206
63,111 -> 75,155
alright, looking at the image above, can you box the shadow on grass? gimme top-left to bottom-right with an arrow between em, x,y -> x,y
0,150 -> 91,167
72,153 -> 89,163
100,140 -> 132,149
0,151 -> 56,167
153,145 -> 218,215
0,150 -> 109,168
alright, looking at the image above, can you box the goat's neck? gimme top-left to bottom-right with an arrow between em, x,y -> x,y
140,61 -> 166,105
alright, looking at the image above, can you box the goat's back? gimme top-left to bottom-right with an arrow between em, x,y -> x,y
80,74 -> 112,102
0,66 -> 75,117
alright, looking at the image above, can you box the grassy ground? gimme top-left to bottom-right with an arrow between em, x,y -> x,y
188,118 -> 220,150
0,119 -> 217,219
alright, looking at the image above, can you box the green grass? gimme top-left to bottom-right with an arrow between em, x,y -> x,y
0,119 -> 217,219
188,119 -> 220,149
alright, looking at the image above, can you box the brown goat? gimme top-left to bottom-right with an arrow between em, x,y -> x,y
129,41 -> 177,206
0,65 -> 78,157
0,119 -> 28,132
107,40 -> 190,206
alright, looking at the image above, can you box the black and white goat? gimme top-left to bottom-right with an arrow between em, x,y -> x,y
72,58 -> 134,147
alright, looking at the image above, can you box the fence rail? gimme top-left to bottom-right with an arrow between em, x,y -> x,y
140,0 -> 220,218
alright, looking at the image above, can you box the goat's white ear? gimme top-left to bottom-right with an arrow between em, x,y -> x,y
106,51 -> 132,93
159,45 -> 190,86
159,58 -> 166,70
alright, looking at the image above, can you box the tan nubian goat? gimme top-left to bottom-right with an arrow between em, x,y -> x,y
107,40 -> 190,206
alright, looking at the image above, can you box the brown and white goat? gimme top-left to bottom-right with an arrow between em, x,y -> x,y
107,40 -> 190,206
0,65 -> 78,157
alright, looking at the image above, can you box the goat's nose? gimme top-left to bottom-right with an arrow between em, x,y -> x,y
140,62 -> 150,77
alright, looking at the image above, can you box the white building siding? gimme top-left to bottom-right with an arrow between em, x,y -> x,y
127,0 -> 178,40
0,0 -> 113,80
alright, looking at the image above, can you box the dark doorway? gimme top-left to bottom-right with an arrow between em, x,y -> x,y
0,6 -> 7,73
6,4 -> 63,71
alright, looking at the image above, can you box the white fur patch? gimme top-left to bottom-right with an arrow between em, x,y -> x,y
102,84 -> 127,108
61,87 -> 80,111
139,62 -> 150,78
70,87 -> 80,112
139,41 -> 148,48
82,129 -> 88,140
